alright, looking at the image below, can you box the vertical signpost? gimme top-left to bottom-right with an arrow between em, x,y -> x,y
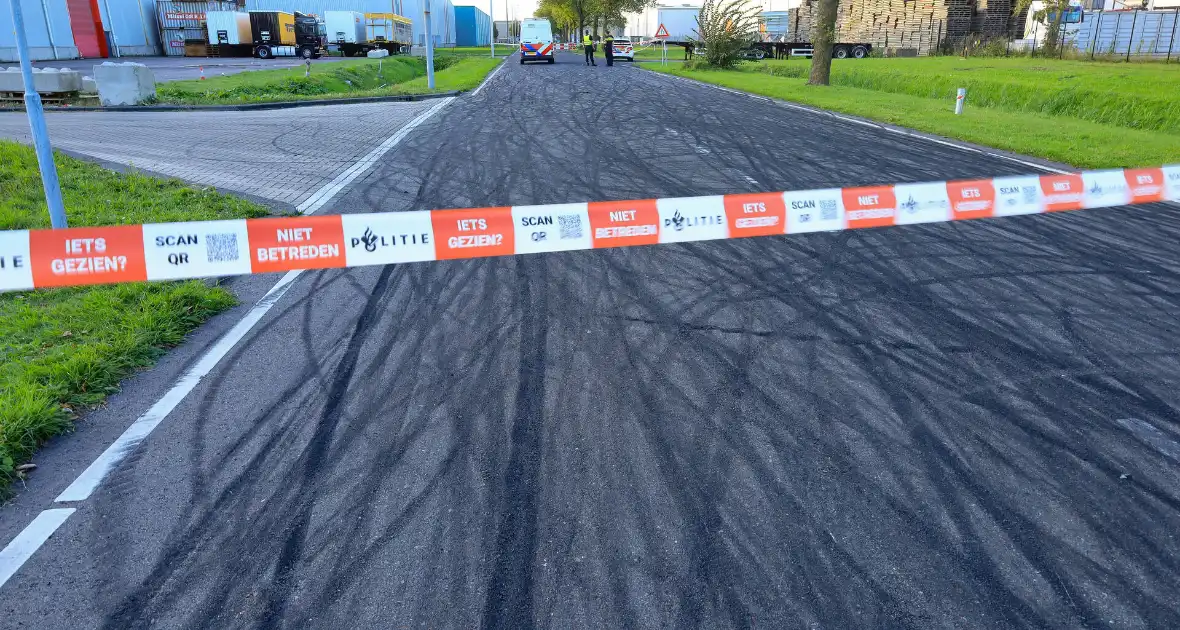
654,23 -> 670,66
8,0 -> 68,229
489,0 -> 495,57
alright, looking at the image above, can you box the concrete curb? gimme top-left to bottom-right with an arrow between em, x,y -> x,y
27,90 -> 460,113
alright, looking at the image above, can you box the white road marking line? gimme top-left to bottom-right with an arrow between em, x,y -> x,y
296,97 -> 455,214
470,58 -> 509,98
654,70 -> 1071,175
54,96 -> 456,503
55,270 -> 302,503
0,509 -> 75,590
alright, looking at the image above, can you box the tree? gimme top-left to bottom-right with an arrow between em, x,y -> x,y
695,0 -> 761,69
807,0 -> 839,85
1018,0 -> 1071,55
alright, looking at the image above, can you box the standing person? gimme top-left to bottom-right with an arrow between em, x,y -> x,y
583,33 -> 596,66
604,33 -> 615,66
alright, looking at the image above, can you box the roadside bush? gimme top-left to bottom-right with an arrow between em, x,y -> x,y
696,0 -> 761,69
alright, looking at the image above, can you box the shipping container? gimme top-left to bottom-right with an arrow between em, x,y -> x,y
455,5 -> 490,46
157,0 -> 238,29
249,10 -> 296,45
163,26 -> 207,55
0,0 -> 81,61
207,11 -> 252,45
325,11 -> 367,43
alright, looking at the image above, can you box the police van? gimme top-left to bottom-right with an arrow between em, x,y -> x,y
519,18 -> 555,64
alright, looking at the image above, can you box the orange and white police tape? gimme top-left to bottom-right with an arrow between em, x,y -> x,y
1,166 -> 1177,293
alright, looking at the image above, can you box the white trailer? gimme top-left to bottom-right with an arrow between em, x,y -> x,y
325,11 -> 367,45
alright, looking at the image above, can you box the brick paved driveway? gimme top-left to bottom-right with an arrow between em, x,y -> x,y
0,100 -> 437,209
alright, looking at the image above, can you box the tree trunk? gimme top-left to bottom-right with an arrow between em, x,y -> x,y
808,0 -> 839,86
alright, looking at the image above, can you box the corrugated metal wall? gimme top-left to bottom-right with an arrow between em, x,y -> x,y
0,0 -> 79,60
1068,9 -> 1180,56
455,5 -> 489,46
1,0 -> 161,61
401,0 -> 455,46
99,0 -> 161,56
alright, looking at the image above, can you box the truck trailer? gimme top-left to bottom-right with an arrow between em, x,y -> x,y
325,11 -> 411,56
250,10 -> 323,59
654,7 -> 872,60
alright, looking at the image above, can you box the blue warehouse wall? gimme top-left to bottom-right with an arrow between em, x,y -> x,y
0,0 -> 79,61
455,5 -> 489,47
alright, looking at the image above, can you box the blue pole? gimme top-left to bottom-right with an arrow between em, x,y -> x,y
8,0 -> 68,229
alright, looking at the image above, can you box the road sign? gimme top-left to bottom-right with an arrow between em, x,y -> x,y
654,24 -> 670,39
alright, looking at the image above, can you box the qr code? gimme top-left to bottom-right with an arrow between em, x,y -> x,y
1022,186 -> 1038,204
819,199 -> 838,221
206,233 -> 239,263
558,215 -> 583,239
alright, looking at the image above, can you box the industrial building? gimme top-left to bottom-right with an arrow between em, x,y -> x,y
1,0 -> 161,61
2,0 -> 454,62
245,0 -> 454,47
454,5 -> 490,47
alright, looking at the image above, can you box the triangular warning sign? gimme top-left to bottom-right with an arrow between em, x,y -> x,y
654,23 -> 670,38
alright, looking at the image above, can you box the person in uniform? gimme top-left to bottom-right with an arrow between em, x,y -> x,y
604,34 -> 615,66
583,33 -> 596,66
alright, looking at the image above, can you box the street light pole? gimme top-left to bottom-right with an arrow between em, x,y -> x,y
8,0 -> 68,228
490,0 -> 495,57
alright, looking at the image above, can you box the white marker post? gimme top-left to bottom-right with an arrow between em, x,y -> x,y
955,88 -> 966,115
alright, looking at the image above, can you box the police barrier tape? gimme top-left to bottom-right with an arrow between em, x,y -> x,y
1,166 -> 1178,293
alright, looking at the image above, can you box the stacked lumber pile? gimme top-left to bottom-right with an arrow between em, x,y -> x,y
784,0 -> 1024,54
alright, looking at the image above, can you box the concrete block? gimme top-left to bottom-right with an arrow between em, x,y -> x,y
82,76 -> 97,94
0,66 -> 82,93
885,47 -> 919,58
366,49 -> 390,58
93,61 -> 156,106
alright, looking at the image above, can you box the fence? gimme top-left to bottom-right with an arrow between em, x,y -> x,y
949,9 -> 1180,60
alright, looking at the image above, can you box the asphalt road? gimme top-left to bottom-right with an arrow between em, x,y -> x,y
2,51 -> 1180,629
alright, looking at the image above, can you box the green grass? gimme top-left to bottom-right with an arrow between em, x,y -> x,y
751,57 -> 1180,132
651,59 -> 1180,170
634,45 -> 691,60
0,140 -> 269,494
158,55 -> 499,105
398,56 -> 502,92
434,45 -> 514,57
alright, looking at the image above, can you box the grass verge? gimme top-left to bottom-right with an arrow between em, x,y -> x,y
157,55 -> 499,105
649,62 -> 1180,170
751,57 -> 1180,132
0,140 -> 269,495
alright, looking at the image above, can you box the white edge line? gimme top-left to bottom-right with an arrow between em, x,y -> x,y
54,92 -> 458,503
470,57 -> 509,98
0,509 -> 75,590
54,270 -> 303,503
296,96 -> 455,215
653,70 -> 1071,175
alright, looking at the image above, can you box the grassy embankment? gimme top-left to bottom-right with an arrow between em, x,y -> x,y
158,55 -> 501,105
650,56 -> 1180,169
0,140 -> 269,494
